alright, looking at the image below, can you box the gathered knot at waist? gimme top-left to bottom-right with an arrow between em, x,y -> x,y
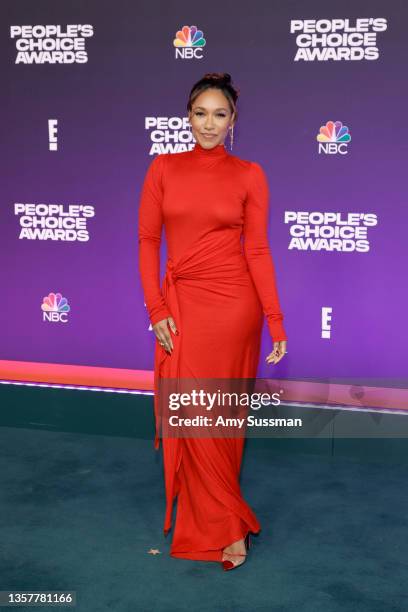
165,250 -> 248,286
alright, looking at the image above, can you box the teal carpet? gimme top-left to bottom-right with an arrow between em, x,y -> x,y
0,385 -> 407,611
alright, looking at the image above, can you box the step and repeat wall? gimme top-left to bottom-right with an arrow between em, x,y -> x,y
1,1 -> 406,394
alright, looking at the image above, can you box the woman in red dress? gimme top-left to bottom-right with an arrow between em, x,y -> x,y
138,72 -> 287,570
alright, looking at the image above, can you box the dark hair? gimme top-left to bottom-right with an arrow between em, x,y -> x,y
187,72 -> 239,121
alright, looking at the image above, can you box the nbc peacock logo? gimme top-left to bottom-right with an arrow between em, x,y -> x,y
173,25 -> 206,60
41,292 -> 70,323
316,120 -> 351,155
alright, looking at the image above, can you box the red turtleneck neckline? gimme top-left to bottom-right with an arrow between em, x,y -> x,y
191,140 -> 229,158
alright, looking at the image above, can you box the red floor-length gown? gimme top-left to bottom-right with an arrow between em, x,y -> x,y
138,140 -> 287,562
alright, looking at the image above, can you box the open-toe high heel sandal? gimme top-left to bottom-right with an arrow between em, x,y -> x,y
221,533 -> 251,572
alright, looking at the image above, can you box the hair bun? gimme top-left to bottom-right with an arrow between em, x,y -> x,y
203,72 -> 231,85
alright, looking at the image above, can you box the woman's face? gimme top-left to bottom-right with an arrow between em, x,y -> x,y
188,88 -> 235,149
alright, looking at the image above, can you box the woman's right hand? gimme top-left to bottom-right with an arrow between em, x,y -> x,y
153,317 -> 178,353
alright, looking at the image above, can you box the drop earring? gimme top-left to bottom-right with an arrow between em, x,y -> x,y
187,121 -> 194,145
229,125 -> 234,151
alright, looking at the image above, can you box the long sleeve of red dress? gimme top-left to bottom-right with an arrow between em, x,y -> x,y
243,161 -> 287,342
138,155 -> 172,326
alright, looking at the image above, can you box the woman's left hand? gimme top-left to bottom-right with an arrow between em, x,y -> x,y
265,341 -> 287,365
